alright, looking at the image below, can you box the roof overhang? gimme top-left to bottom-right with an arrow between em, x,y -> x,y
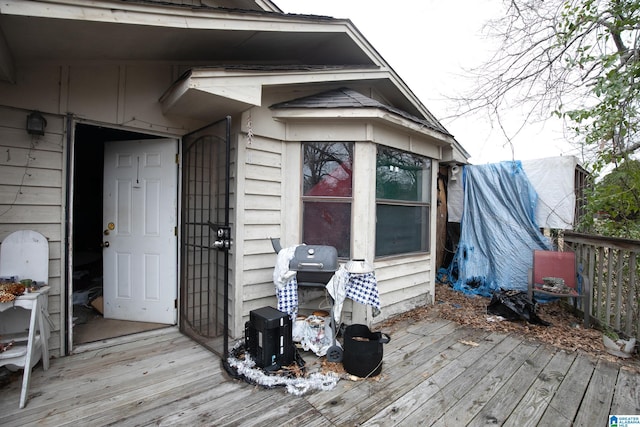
0,0 -> 378,82
0,0 -> 471,161
271,107 -> 457,146
159,66 -> 393,121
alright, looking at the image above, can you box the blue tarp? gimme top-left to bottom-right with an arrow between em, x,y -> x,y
447,161 -> 552,297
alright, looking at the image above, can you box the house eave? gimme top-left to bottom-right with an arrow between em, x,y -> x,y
271,108 -> 455,146
159,66 -> 389,120
0,0 -> 378,67
0,0 -> 472,162
0,0 -> 329,31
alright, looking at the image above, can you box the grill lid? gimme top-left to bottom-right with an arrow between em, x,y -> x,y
290,245 -> 338,273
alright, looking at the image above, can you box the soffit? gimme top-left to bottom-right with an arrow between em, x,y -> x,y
0,1 -> 374,74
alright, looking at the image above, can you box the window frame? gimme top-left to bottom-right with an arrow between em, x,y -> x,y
375,145 -> 432,258
300,141 -> 354,258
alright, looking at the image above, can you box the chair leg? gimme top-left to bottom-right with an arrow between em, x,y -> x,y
582,276 -> 591,329
18,361 -> 32,409
17,296 -> 42,409
38,304 -> 49,370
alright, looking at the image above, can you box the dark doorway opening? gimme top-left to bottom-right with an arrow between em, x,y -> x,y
71,124 -> 165,345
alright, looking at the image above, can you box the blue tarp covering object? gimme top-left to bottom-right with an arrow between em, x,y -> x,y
448,161 -> 552,297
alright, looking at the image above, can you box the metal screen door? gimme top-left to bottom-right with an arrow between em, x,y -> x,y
180,117 -> 231,356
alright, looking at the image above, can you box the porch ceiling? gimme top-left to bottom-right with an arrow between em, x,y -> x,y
0,8 -> 373,84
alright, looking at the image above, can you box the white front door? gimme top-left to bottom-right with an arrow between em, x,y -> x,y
102,139 -> 178,324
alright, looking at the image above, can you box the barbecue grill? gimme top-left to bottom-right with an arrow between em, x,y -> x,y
271,238 -> 343,362
291,246 -> 338,286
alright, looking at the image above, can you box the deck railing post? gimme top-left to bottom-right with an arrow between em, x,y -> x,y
563,231 -> 640,341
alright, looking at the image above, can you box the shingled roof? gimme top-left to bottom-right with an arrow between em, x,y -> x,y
270,87 -> 451,136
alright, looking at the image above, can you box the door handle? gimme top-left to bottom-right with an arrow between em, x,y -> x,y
101,241 -> 110,248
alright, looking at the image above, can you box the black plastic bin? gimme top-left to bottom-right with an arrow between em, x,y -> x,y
342,324 -> 390,378
245,306 -> 294,370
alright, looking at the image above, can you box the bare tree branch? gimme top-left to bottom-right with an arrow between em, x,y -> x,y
452,0 -> 640,170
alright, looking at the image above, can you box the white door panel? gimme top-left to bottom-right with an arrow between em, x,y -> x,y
103,139 -> 177,324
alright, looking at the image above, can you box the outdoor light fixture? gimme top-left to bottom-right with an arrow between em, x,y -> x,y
450,164 -> 460,182
26,111 -> 46,136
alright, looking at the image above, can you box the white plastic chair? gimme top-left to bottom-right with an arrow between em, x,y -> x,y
0,230 -> 50,408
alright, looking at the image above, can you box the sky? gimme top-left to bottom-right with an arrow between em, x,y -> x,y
273,0 -> 579,164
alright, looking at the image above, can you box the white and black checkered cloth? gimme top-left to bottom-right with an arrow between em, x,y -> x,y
345,272 -> 380,308
276,276 -> 298,318
276,267 -> 380,320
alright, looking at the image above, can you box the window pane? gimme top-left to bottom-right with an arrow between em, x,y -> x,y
303,142 -> 353,197
375,204 -> 429,256
376,147 -> 431,202
303,201 -> 351,258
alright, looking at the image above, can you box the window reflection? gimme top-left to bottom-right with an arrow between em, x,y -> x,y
302,142 -> 353,258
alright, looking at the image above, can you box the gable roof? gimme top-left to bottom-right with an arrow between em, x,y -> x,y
270,87 -> 451,136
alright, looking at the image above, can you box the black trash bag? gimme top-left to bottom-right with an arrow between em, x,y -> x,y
487,289 -> 550,326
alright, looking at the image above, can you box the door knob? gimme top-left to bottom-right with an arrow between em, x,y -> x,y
101,241 -> 110,248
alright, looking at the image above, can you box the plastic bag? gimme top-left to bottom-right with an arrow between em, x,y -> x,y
487,289 -> 550,326
295,315 -> 335,356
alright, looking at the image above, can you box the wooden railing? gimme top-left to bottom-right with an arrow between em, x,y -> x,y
563,231 -> 640,340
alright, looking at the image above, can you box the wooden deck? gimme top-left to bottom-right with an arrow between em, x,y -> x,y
0,317 -> 638,426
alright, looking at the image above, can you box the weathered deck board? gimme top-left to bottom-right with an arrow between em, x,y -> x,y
1,345 -> 217,426
505,349 -> 578,426
310,324 -> 488,425
611,367 -> 640,415
429,339 -> 540,426
573,359 -> 619,427
363,332 -> 513,426
0,318 -> 636,426
467,345 -> 556,426
532,352 -> 594,426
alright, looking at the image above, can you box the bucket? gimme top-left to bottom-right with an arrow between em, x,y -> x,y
342,324 -> 390,378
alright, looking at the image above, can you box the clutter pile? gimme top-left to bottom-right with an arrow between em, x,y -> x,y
226,340 -> 339,396
0,339 -> 13,353
224,240 -> 391,395
540,277 -> 573,294
603,334 -> 637,359
0,280 -> 35,303
292,311 -> 335,357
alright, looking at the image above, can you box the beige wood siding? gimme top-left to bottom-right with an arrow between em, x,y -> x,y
373,255 -> 434,322
0,62 -> 210,354
232,125 -> 284,336
0,106 -> 65,356
233,103 -> 440,331
1,60 -> 445,346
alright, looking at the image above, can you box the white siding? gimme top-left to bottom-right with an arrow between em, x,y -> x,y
1,61 -> 445,348
0,106 -> 65,356
232,124 -> 284,336
1,62 -> 209,355
233,96 -> 441,331
373,255 -> 434,323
